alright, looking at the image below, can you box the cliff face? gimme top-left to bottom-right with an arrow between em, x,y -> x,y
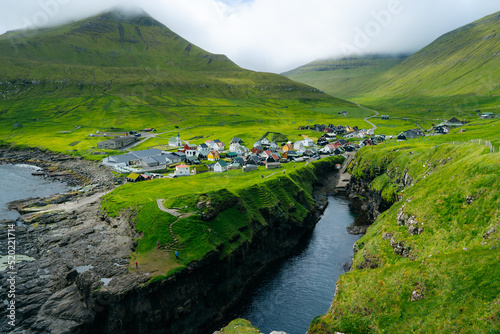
347,177 -> 393,226
88,205 -> 322,334
1,153 -> 342,334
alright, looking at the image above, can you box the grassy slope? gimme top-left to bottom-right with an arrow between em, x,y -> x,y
102,156 -> 343,277
282,55 -> 407,99
308,138 -> 500,333
284,12 -> 500,118
217,319 -> 261,334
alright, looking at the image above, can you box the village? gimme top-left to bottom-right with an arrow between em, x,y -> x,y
100,124 -> 378,182
98,115 -> 478,183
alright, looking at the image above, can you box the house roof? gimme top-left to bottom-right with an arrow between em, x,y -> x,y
448,117 -> 462,123
177,164 -> 189,169
142,156 -> 162,164
127,173 -> 141,180
195,165 -> 209,171
216,160 -> 228,167
131,148 -> 162,158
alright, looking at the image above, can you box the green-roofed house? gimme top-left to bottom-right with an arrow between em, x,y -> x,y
126,172 -> 143,182
214,160 -> 228,173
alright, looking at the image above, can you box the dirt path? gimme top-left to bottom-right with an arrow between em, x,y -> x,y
358,103 -> 380,131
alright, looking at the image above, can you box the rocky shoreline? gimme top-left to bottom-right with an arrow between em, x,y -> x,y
0,146 -> 133,333
0,146 -> 116,189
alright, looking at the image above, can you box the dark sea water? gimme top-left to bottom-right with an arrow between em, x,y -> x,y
230,196 -> 361,334
0,164 -> 71,220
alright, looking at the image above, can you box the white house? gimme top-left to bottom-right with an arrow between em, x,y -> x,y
174,164 -> 190,177
214,160 -> 228,173
235,145 -> 249,155
214,141 -> 225,151
229,142 -> 241,152
293,141 -> 305,151
269,141 -> 279,151
261,138 -> 270,146
186,149 -> 197,157
302,138 -> 315,147
206,140 -> 225,151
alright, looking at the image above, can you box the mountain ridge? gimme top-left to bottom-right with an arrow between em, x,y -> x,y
0,9 -> 334,101
283,11 -> 500,112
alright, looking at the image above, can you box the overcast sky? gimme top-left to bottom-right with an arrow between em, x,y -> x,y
0,0 -> 498,73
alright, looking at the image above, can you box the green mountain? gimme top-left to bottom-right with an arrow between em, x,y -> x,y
0,10 -> 330,99
0,9 -> 355,154
282,54 -> 407,99
284,11 -> 500,115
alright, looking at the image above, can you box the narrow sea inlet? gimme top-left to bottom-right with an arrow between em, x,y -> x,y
231,196 -> 361,334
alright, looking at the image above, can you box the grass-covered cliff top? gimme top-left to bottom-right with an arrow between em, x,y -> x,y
309,137 -> 500,333
101,156 -> 343,279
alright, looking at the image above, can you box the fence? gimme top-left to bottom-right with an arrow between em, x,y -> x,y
452,139 -> 496,153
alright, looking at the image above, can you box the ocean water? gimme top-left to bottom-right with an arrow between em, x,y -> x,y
229,196 -> 361,334
0,164 -> 71,220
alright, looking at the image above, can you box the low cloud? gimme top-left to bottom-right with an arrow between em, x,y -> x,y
0,0 -> 498,73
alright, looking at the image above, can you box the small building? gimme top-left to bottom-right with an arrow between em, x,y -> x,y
398,129 -> 424,140
317,136 -> 328,146
282,143 -> 294,152
444,117 -> 465,126
434,125 -> 450,135
381,115 -> 390,120
193,165 -> 209,175
231,137 -> 243,144
232,157 -> 245,166
97,137 -> 137,149
126,173 -> 143,182
164,152 -> 184,165
261,138 -> 270,146
266,162 -> 282,169
174,164 -> 190,177
242,165 -> 258,172
480,112 -> 497,119
214,160 -> 228,173
208,151 -> 220,161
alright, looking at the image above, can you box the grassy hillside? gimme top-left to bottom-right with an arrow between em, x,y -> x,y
0,10 -> 328,99
282,54 -> 407,99
101,156 -> 343,277
285,11 -> 500,118
308,137 -> 500,333
0,9 -> 359,154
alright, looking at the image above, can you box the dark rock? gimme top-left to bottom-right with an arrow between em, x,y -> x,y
390,237 -> 411,257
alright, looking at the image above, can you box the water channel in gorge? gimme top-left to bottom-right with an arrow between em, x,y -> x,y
230,196 -> 361,334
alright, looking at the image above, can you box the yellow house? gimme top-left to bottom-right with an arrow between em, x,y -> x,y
282,143 -> 294,152
207,150 -> 220,161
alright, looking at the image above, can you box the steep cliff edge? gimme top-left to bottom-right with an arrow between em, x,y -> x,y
308,143 -> 500,333
0,153 -> 343,334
